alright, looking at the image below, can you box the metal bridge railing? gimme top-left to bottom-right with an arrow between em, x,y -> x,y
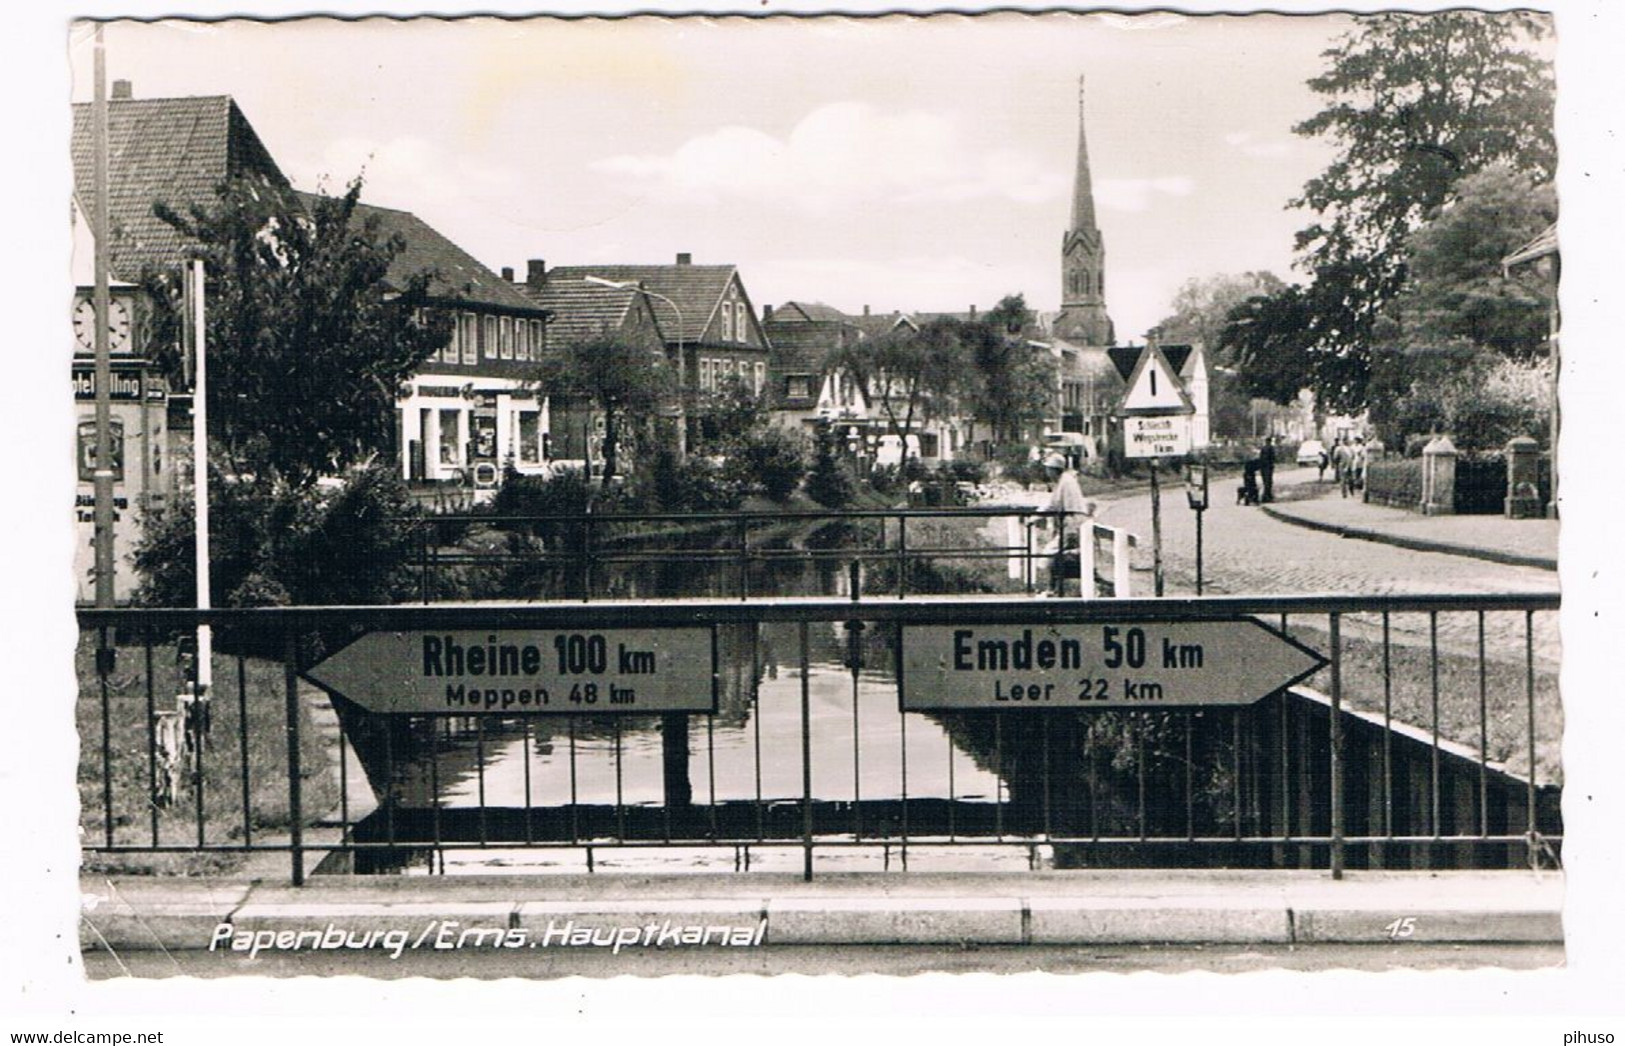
400,507 -> 1132,602
76,592 -> 1560,885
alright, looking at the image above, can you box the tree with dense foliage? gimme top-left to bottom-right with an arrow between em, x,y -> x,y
1231,12 -> 1554,414
534,328 -> 677,483
956,294 -> 1058,445
150,179 -> 451,491
830,319 -> 968,443
1391,164 -> 1556,360
1152,273 -> 1287,356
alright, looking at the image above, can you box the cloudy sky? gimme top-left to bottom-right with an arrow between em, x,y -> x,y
62,12 -> 1420,341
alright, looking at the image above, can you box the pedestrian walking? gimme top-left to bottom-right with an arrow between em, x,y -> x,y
1317,447 -> 1329,482
1336,438 -> 1357,498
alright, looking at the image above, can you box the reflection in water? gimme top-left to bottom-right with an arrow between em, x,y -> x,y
432,627 -> 1002,809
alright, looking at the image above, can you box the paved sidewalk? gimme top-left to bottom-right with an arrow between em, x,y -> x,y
1263,480 -> 1557,571
79,868 -> 1563,953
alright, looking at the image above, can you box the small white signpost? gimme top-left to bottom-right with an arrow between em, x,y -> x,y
1116,345 -> 1197,596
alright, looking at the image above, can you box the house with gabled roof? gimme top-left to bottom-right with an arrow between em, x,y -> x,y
306,196 -> 554,487
514,261 -> 668,465
761,302 -> 870,441
71,86 -> 292,284
541,256 -> 772,448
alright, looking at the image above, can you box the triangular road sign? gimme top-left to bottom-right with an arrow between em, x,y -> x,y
1119,344 -> 1194,415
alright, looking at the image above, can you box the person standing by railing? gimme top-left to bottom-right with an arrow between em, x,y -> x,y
1042,453 -> 1095,595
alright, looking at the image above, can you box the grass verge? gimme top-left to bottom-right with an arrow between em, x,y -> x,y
76,632 -> 340,876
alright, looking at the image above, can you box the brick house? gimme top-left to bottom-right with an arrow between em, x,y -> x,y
541,256 -> 772,449
515,261 -> 667,466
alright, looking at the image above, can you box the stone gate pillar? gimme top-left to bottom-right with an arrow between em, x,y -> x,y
1420,434 -> 1458,516
1504,436 -> 1543,519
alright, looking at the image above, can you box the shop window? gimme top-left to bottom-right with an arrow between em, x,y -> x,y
519,412 -> 541,464
438,409 -> 461,465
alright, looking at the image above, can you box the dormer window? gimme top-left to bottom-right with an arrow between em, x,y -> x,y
500,316 -> 514,360
483,316 -> 498,359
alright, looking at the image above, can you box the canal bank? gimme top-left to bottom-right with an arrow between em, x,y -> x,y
79,868 -> 1562,955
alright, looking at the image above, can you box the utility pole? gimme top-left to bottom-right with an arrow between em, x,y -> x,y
91,24 -> 115,608
189,259 -> 212,697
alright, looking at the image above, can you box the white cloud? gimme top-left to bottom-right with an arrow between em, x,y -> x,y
289,136 -> 522,212
591,102 -> 1067,211
1095,176 -> 1195,213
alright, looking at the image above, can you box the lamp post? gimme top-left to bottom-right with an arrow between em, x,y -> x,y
583,275 -> 687,461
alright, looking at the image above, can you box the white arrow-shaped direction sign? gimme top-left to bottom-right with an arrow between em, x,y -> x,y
301,627 -> 717,715
900,619 -> 1325,711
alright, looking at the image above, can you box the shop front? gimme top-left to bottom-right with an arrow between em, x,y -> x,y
399,378 -> 549,492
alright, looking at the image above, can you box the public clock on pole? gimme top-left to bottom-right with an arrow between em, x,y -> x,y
73,294 -> 133,353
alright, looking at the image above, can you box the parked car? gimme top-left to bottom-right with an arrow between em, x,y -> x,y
1297,439 -> 1326,467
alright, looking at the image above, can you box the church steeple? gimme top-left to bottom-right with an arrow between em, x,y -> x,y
1070,76 -> 1097,234
1054,75 -> 1113,347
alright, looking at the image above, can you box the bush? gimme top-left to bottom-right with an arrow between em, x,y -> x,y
1364,458 -> 1424,509
993,444 -> 1045,489
133,465 -> 424,611
648,451 -> 744,513
945,458 -> 988,484
723,426 -> 807,502
805,433 -> 857,509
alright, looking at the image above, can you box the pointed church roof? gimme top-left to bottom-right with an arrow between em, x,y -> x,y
1069,75 -> 1097,235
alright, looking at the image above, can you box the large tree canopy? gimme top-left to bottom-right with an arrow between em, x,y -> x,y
1247,11 -> 1556,413
1393,164 -> 1557,359
956,294 -> 1057,444
831,318 -> 968,440
153,180 -> 449,490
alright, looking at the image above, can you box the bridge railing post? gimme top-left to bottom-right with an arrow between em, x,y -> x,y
283,625 -> 304,887
1112,529 -> 1132,597
1079,521 -> 1097,600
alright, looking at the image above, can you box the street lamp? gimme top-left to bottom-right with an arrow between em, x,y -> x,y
583,275 -> 687,460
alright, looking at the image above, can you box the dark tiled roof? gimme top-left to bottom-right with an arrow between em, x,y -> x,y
519,275 -> 641,346
545,264 -> 737,344
300,193 -> 545,314
71,95 -> 290,279
763,320 -> 849,377
851,311 -> 917,339
773,301 -> 851,324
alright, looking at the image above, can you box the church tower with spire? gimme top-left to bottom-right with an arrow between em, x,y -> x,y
1053,75 -> 1114,346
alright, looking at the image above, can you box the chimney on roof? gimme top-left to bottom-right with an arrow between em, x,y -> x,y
676,252 -> 692,266
863,305 -> 871,317
501,266 -> 515,282
969,305 -> 977,320
527,259 -> 546,289
111,80 -> 132,100
763,304 -> 774,321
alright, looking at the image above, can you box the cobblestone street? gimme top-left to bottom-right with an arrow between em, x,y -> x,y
1092,465 -> 1560,670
